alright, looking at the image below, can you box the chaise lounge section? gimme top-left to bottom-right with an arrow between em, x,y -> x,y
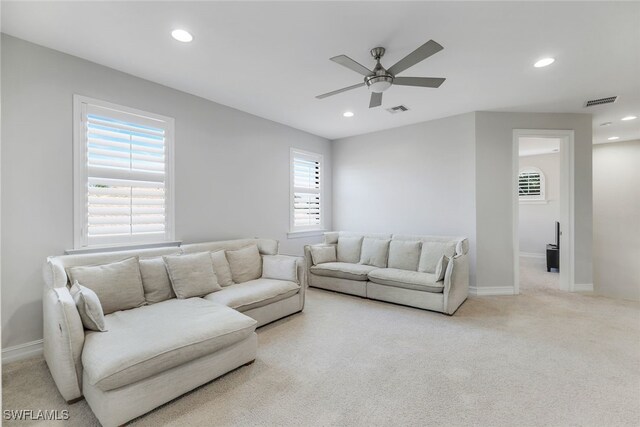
305,232 -> 469,314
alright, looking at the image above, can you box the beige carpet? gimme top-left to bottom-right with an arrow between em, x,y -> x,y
3,287 -> 640,426
520,255 -> 559,292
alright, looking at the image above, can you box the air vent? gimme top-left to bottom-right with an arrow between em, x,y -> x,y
386,105 -> 409,114
584,96 -> 617,107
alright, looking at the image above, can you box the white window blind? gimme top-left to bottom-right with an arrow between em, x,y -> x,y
518,168 -> 545,201
74,96 -> 174,248
290,149 -> 323,231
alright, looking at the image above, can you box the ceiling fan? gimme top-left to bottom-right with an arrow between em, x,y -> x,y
316,40 -> 446,108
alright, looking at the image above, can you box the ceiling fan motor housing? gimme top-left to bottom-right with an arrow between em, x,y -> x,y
365,47 -> 393,93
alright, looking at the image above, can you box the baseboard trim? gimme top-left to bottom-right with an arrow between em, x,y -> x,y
469,286 -> 516,296
2,339 -> 43,364
573,283 -> 594,292
519,252 -> 545,259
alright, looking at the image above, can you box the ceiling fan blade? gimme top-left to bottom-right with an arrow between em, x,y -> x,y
369,92 -> 383,108
388,40 -> 444,76
330,55 -> 372,76
316,82 -> 365,99
393,77 -> 446,88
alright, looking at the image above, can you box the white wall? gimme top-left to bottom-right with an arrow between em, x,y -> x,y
593,140 -> 640,301
475,112 -> 592,289
332,113 -> 477,285
519,153 -> 560,255
1,35 -> 332,349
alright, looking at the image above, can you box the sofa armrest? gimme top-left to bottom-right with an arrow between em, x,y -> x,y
442,253 -> 469,315
43,287 -> 85,402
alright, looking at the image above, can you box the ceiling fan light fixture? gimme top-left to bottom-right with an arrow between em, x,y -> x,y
365,75 -> 393,93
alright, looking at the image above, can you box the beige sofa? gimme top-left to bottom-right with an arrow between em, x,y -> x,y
43,238 -> 305,427
305,232 -> 468,314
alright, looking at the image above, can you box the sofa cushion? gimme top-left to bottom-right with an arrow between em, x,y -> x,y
367,268 -> 444,293
204,278 -> 300,312
210,250 -> 234,287
70,281 -> 107,332
262,255 -> 298,283
309,245 -> 337,265
387,240 -> 422,271
82,298 -> 257,391
418,241 -> 457,273
67,257 -> 145,315
359,238 -> 390,268
226,245 -> 263,283
139,257 -> 175,304
163,252 -> 222,299
435,255 -> 450,281
310,262 -> 377,281
337,236 -> 363,263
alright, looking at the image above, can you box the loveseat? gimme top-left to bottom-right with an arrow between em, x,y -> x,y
305,232 -> 468,314
43,238 -> 305,426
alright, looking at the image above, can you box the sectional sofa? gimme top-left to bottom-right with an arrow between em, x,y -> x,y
43,238 -> 305,427
305,232 -> 469,314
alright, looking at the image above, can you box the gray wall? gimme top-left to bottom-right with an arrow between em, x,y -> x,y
519,153 -> 560,255
593,140 -> 640,301
332,113 -> 477,285
475,112 -> 593,289
1,35 -> 332,349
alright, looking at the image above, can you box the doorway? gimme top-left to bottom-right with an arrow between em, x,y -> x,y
513,130 -> 575,293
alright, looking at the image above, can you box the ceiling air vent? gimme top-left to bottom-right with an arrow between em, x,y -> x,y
386,105 -> 409,114
584,96 -> 617,107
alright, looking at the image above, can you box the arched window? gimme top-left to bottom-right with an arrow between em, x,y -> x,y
518,167 -> 546,201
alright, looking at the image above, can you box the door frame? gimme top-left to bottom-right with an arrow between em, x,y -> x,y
512,129 -> 575,293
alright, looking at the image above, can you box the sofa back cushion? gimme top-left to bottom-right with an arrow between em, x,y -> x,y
359,238 -> 391,268
181,238 -> 278,256
337,236 -> 363,263
163,252 -> 222,298
262,255 -> 298,283
139,257 -> 175,304
387,240 -> 422,271
226,245 -> 263,283
309,245 -> 337,265
418,241 -> 457,274
70,281 -> 107,332
67,257 -> 145,315
210,250 -> 234,287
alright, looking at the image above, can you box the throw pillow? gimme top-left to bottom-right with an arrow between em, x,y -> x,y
435,255 -> 450,281
262,255 -> 298,283
210,250 -> 234,287
337,236 -> 363,263
163,252 -> 222,299
226,245 -> 263,283
359,238 -> 391,268
139,257 -> 176,304
418,241 -> 457,273
387,240 -> 422,271
70,281 -> 107,332
67,257 -> 145,315
309,245 -> 337,265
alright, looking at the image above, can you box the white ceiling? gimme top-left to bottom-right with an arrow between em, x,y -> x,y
519,137 -> 560,157
2,1 -> 640,141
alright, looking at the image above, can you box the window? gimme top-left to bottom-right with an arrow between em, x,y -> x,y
518,167 -> 546,202
290,149 -> 323,232
73,96 -> 174,248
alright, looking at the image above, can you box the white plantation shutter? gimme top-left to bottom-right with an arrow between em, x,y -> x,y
74,96 -> 174,248
518,168 -> 545,201
290,150 -> 323,230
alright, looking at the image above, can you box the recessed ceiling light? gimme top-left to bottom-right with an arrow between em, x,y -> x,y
171,29 -> 193,43
600,122 -> 612,126
534,57 -> 555,68
621,115 -> 637,121
608,136 -> 620,141
343,111 -> 354,118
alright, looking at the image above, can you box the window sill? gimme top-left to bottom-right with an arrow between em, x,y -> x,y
287,230 -> 327,239
66,240 -> 182,255
519,200 -> 548,205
